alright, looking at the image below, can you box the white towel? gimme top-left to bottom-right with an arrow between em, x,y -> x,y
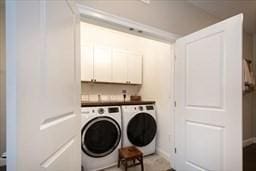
249,71 -> 255,86
243,59 -> 250,91
243,59 -> 255,91
1,152 -> 6,158
244,59 -> 251,86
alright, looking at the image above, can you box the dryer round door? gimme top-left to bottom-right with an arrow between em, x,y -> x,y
127,112 -> 157,147
81,116 -> 121,158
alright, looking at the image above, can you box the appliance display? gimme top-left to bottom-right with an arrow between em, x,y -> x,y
81,106 -> 122,171
121,104 -> 157,156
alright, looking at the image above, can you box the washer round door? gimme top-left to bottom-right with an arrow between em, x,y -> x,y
127,112 -> 157,147
81,116 -> 121,158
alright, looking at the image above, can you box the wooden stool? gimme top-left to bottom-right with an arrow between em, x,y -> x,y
118,146 -> 144,171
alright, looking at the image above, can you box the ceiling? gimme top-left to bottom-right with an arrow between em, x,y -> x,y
188,0 -> 256,34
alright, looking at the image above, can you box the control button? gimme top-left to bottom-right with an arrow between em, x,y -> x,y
98,108 -> 104,114
139,106 -> 143,111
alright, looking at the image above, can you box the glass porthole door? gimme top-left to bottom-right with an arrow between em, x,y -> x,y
81,116 -> 121,157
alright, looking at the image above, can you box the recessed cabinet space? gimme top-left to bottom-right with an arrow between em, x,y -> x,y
81,45 -> 143,84
112,49 -> 142,84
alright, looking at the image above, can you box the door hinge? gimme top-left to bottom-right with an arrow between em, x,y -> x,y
174,148 -> 177,154
174,101 -> 176,107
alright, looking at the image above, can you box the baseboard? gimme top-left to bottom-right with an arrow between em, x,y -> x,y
0,158 -> 6,167
156,147 -> 170,161
243,137 -> 256,147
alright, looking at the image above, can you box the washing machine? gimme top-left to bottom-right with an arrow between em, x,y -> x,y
121,104 -> 157,156
81,106 -> 122,171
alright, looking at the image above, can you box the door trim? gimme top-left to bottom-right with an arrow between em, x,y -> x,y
77,4 -> 180,43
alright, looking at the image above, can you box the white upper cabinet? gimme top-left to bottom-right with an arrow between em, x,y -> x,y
93,45 -> 112,82
80,22 -> 87,46
81,45 -> 93,81
80,22 -> 143,84
127,52 -> 142,84
112,49 -> 127,83
112,49 -> 143,84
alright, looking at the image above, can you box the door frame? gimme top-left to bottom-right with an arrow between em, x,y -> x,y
77,4 -> 180,169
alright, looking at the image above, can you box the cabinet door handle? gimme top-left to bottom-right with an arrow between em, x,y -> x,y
94,79 -> 96,82
91,79 -> 93,82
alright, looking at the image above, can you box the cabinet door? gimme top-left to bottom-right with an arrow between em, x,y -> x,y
94,45 -> 112,82
127,52 -> 142,84
112,49 -> 127,83
81,45 -> 93,81
80,22 -> 87,46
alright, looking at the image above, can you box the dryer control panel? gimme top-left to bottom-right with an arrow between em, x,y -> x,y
81,106 -> 120,115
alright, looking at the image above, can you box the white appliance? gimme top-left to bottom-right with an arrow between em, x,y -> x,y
81,106 -> 122,171
121,104 -> 157,156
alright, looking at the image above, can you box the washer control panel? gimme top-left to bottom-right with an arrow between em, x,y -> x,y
98,108 -> 105,114
81,106 -> 121,115
138,106 -> 144,111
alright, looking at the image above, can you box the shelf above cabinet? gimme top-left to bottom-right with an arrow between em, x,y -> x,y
81,80 -> 142,85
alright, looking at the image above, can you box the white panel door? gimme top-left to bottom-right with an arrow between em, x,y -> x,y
81,45 -> 93,81
112,49 -> 128,83
174,14 -> 243,171
127,52 -> 142,84
6,1 -> 80,171
93,45 -> 112,82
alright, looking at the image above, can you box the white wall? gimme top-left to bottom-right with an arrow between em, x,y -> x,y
0,1 -> 6,155
77,0 -> 220,36
138,39 -> 174,160
81,83 -> 141,100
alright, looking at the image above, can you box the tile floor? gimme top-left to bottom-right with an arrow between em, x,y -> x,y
103,154 -> 171,171
244,144 -> 256,171
2,145 -> 255,171
0,154 -> 171,171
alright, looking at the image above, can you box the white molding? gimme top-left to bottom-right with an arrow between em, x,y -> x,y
156,147 -> 170,161
243,137 -> 256,147
77,4 -> 180,43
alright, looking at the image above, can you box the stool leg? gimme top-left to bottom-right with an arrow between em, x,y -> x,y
118,154 -> 120,168
140,156 -> 144,171
125,160 -> 128,171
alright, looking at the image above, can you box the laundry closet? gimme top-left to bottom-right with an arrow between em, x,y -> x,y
79,18 -> 173,171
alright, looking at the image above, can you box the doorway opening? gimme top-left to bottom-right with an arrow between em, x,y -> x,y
79,6 -> 177,171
